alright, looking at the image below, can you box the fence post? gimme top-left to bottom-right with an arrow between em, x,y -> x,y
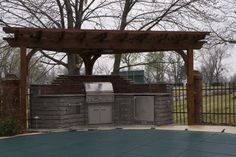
194,70 -> 202,124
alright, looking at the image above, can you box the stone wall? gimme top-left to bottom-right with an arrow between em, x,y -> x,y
30,95 -> 86,129
154,95 -> 173,125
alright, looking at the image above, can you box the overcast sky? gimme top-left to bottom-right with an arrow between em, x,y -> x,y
225,46 -> 236,76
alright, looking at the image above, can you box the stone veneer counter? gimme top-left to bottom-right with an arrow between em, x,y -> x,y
30,93 -> 173,129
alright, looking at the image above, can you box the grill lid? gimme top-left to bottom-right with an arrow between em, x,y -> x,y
84,82 -> 113,94
84,82 -> 114,103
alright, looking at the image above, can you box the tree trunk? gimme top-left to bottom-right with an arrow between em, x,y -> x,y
113,54 -> 122,74
81,54 -> 101,75
112,0 -> 133,75
67,53 -> 80,75
65,0 -> 84,75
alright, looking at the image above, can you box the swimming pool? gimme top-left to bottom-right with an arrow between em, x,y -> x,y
1,129 -> 236,157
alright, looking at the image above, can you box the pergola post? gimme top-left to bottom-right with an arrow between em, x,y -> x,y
194,70 -> 203,124
186,48 -> 195,125
20,47 -> 27,130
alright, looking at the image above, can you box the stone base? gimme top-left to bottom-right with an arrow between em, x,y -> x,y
30,93 -> 173,129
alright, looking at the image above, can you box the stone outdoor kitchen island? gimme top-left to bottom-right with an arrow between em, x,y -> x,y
30,76 -> 173,128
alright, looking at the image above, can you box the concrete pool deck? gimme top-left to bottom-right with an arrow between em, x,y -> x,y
1,127 -> 236,157
1,125 -> 236,140
29,124 -> 236,134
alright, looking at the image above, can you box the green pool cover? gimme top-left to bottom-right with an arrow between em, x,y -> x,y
1,130 -> 236,157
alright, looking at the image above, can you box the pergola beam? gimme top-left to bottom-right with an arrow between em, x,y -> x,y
3,27 -> 208,54
4,38 -> 205,53
175,50 -> 187,63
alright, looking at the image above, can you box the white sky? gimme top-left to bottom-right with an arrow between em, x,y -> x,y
224,46 -> 236,76
194,45 -> 236,78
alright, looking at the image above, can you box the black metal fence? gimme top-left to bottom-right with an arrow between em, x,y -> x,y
172,84 -> 187,124
173,83 -> 236,126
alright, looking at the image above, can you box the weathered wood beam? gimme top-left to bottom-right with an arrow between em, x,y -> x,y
20,47 -> 27,130
96,32 -> 108,42
115,32 -> 129,42
175,50 -> 187,63
76,32 -> 87,41
3,27 -> 209,52
132,33 -> 149,42
58,31 -> 65,41
4,37 -> 205,53
186,48 -> 195,125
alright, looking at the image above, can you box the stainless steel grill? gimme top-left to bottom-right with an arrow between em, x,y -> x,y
84,82 -> 114,124
84,82 -> 114,103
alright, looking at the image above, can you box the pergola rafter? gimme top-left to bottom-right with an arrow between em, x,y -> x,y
3,27 -> 209,130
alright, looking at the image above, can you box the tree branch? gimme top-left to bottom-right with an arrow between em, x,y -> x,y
40,50 -> 67,68
119,61 -> 178,70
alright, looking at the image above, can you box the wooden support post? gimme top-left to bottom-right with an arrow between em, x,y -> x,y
186,49 -> 195,125
194,70 -> 203,124
20,47 -> 27,130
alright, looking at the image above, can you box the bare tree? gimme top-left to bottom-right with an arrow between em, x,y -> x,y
112,0 -> 222,74
200,46 -> 229,83
230,72 -> 236,84
0,40 -> 54,83
207,0 -> 236,45
0,0 -> 117,75
144,52 -> 168,83
0,0 -> 225,76
0,40 -> 19,76
165,52 -> 186,83
112,0 -> 138,74
120,53 -> 143,72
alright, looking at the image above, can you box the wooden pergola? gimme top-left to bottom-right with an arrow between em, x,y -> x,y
3,27 -> 209,129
